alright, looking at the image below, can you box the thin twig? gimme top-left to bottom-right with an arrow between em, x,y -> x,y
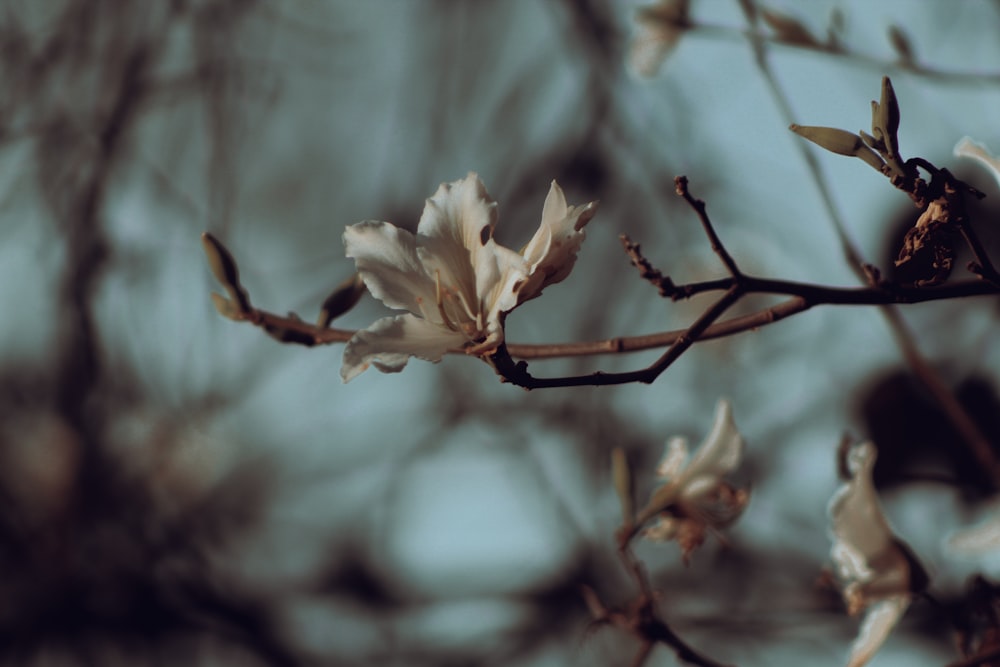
218,258 -> 998,360
738,0 -> 1000,482
489,283 -> 744,389
675,176 -> 742,278
621,234 -> 676,297
677,18 -> 1000,86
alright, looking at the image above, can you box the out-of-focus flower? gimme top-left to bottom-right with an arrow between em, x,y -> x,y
947,507 -> 1000,556
636,399 -> 749,561
955,136 -> 1000,192
828,442 -> 927,667
628,0 -> 690,78
341,173 -> 596,381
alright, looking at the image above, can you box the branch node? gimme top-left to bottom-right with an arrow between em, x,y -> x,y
621,234 -> 677,297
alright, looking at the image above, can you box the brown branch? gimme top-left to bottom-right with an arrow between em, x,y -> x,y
219,268 -> 999,358
211,253 -> 1000,390
673,14 -> 1000,86
740,8 -> 1000,483
489,286 -> 743,389
207,171 -> 1000,392
621,234 -> 676,298
582,548 -> 734,667
675,176 -> 742,277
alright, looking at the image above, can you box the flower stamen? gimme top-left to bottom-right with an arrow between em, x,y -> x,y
434,269 -> 460,332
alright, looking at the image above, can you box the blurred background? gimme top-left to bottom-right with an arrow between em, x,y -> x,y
2,0 -> 1000,665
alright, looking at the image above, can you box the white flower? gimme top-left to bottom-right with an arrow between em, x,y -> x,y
947,505 -> 1000,556
341,173 -> 597,381
954,136 -> 1000,192
637,399 -> 749,561
828,442 -> 927,667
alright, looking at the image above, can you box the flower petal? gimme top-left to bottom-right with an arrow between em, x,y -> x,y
516,180 -> 597,304
482,243 -> 530,318
682,399 -> 744,481
414,173 -> 529,327
341,314 -> 466,382
948,510 -> 1000,555
416,173 -> 497,309
344,221 -> 436,317
846,595 -> 909,667
656,436 -> 689,480
828,443 -> 895,583
955,137 -> 1000,193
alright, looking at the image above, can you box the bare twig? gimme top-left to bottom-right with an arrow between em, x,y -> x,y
671,13 -> 1000,86
621,235 -> 676,298
739,0 -> 1000,482
581,548 -> 734,667
207,183 -> 1000,392
675,176 -> 742,278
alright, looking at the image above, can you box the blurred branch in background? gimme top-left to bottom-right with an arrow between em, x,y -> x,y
0,1 -> 303,664
5,1 -> 1000,666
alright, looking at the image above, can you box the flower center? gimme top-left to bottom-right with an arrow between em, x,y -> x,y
434,269 -> 486,343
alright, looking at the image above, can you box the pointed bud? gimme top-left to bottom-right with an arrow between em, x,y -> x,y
877,76 -> 900,149
859,129 -> 883,153
201,232 -> 240,289
789,125 -> 885,172
317,273 -> 366,328
210,293 -> 242,320
201,232 -> 251,314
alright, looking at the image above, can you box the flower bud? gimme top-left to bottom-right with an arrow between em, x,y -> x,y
317,273 -> 366,328
201,232 -> 251,313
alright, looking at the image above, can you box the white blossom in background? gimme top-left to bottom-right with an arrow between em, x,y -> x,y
954,137 -> 1000,192
628,0 -> 689,78
947,505 -> 1000,556
637,399 -> 750,561
828,442 -> 927,667
341,173 -> 597,381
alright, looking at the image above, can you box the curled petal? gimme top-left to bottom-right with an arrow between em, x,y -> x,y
344,221 -> 436,317
955,137 -> 1000,192
479,242 -> 531,323
417,173 -> 498,309
341,314 -> 466,382
827,443 -> 921,667
416,173 -> 528,321
638,399 -> 748,541
846,595 -> 909,667
515,180 -> 597,304
682,399 -> 744,482
418,172 -> 498,255
829,443 -> 896,583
